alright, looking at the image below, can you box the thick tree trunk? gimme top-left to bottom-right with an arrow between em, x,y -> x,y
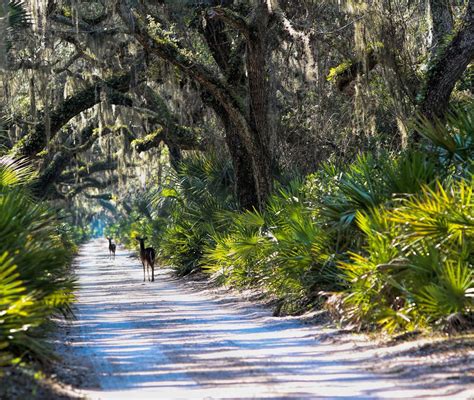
245,4 -> 274,208
226,131 -> 259,210
118,2 -> 275,210
219,111 -> 259,209
420,0 -> 474,120
168,144 -> 182,171
200,12 -> 259,209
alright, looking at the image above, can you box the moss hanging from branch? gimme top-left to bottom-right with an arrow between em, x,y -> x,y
12,72 -> 137,158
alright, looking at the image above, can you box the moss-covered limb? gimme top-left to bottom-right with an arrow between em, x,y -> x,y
12,72 -> 135,158
133,129 -> 163,152
85,193 -> 113,200
65,175 -> 119,198
420,0 -> 474,121
59,160 -> 119,183
328,51 -> 378,93
207,7 -> 251,40
133,125 -> 203,153
31,124 -> 97,196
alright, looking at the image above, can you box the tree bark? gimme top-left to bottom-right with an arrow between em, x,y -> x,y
427,0 -> 454,55
245,2 -> 274,206
420,0 -> 474,121
218,107 -> 259,209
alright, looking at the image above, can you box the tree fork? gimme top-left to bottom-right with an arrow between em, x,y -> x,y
118,3 -> 274,210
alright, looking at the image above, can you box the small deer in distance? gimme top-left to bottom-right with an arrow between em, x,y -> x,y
107,237 -> 116,260
136,237 -> 156,282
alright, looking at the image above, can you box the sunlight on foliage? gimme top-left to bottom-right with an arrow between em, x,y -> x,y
0,158 -> 76,368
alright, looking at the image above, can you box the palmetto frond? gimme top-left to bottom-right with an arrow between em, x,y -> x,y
0,158 -> 75,365
416,105 -> 474,177
0,156 -> 36,187
390,180 -> 474,249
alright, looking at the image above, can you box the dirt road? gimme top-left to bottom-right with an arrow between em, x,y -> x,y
62,240 -> 472,399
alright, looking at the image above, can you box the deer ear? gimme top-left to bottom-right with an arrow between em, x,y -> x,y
144,237 -> 148,240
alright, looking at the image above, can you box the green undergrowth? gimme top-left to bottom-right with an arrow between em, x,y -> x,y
110,106 -> 473,333
0,157 -> 82,374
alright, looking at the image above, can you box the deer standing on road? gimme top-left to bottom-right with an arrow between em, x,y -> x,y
136,237 -> 156,282
107,237 -> 116,260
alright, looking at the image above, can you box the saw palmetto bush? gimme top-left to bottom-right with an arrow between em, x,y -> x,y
118,107 -> 473,329
203,181 -> 338,313
417,105 -> 474,178
339,179 -> 473,332
150,154 -> 237,276
0,157 -> 75,368
320,151 -> 438,232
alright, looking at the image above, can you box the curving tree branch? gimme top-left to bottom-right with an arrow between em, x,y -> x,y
12,72 -> 137,158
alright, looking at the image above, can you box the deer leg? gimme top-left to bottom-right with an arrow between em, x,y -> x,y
147,264 -> 151,282
142,262 -> 146,282
151,264 -> 155,282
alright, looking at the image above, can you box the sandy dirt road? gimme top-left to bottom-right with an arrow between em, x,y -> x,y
62,240 -> 472,400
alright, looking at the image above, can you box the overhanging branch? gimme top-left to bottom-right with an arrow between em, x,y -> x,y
12,72 -> 137,158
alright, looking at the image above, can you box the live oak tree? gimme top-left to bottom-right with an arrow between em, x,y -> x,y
1,0 -> 472,214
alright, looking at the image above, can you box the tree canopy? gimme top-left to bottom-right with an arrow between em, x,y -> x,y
1,0 -> 473,215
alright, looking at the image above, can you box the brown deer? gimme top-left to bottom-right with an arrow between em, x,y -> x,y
107,237 -> 116,260
136,237 -> 156,282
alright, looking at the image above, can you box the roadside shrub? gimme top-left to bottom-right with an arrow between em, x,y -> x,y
204,181 -> 339,313
108,107 -> 473,331
155,154 -> 237,276
0,157 -> 75,367
338,180 -> 473,332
